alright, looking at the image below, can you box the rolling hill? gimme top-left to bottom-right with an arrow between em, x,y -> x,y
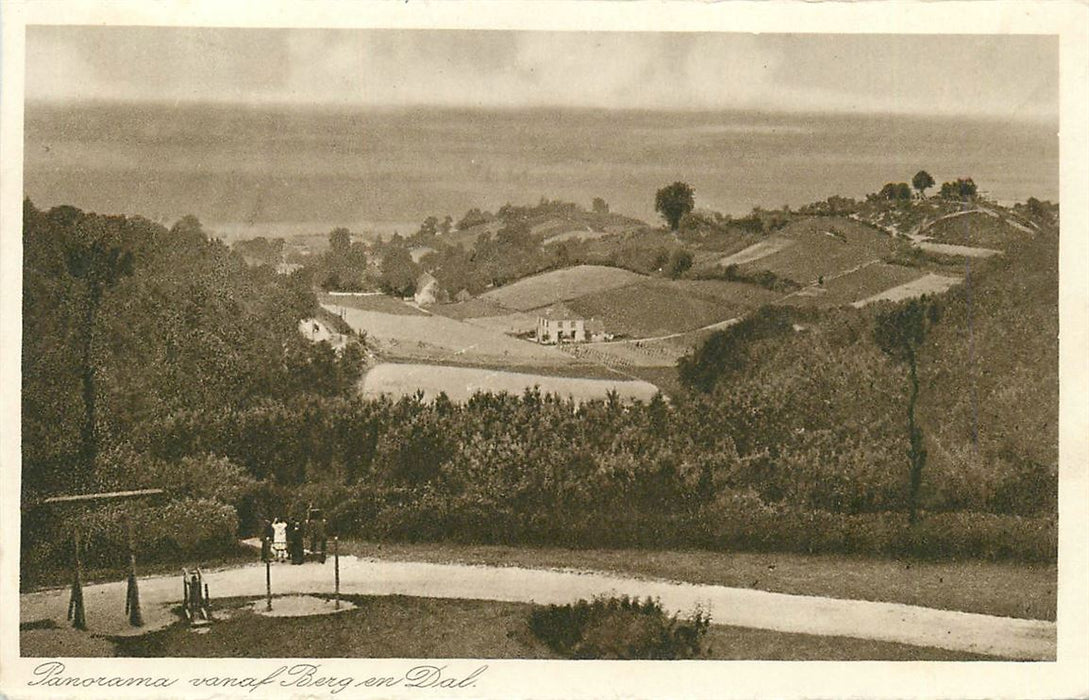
479,264 -> 646,311
735,216 -> 901,285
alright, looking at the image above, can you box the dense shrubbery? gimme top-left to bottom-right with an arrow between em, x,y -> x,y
131,363 -> 1055,561
23,498 -> 239,575
797,195 -> 861,217
22,200 -> 362,495
530,596 -> 710,659
21,201 -> 363,577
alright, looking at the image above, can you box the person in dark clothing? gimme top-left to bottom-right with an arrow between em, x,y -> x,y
309,518 -> 327,564
261,519 -> 273,562
289,521 -> 305,564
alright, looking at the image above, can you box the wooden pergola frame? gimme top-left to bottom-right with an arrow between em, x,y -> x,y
26,488 -> 166,630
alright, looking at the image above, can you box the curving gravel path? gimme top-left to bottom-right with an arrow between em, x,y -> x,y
21,552 -> 1055,660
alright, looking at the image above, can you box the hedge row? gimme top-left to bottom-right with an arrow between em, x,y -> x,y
22,497 -> 239,576
271,483 -> 1056,562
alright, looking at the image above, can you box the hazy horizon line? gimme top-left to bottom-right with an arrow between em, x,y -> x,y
24,96 -> 1059,126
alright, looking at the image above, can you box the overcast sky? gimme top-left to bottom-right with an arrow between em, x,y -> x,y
26,28 -> 1057,121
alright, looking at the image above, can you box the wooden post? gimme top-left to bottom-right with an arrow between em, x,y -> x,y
333,536 -> 340,610
67,530 -> 86,630
125,519 -> 143,626
265,558 -> 272,611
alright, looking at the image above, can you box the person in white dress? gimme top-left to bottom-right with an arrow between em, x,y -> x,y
272,517 -> 288,562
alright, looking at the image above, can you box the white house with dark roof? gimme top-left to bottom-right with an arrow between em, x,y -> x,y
535,303 -> 608,344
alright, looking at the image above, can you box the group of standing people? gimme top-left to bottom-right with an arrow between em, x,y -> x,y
262,515 -> 326,565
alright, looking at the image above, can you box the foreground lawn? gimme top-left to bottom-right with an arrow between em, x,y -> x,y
111,594 -> 993,660
336,541 -> 1055,621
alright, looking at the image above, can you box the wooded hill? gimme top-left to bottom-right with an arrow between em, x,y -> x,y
20,191 -> 1058,575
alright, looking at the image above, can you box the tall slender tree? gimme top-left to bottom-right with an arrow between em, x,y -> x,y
873,296 -> 941,524
64,217 -> 134,486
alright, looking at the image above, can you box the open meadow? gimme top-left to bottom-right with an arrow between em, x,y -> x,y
324,303 -> 573,366
737,216 -> 900,284
566,278 -> 771,338
479,264 -> 645,311
320,292 -> 429,316
784,262 -> 927,307
854,273 -> 963,306
919,210 -> 1032,248
360,362 -> 659,402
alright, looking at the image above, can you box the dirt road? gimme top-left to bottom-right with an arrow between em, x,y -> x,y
21,552 -> 1054,660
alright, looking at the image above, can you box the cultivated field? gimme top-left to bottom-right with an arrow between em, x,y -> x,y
920,211 -> 1027,248
480,264 -> 646,311
784,263 -> 925,307
543,229 -> 613,245
719,237 -> 797,266
361,362 -> 660,402
739,217 -> 900,284
563,339 -> 689,369
567,278 -> 765,338
854,273 -> 962,306
668,279 -> 782,306
917,242 -> 1003,258
320,293 -> 428,316
462,312 -> 539,336
323,304 -> 572,365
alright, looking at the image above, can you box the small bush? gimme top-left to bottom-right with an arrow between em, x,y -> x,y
529,596 -> 710,659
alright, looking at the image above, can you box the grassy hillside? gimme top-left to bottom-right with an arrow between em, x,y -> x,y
784,263 -> 923,307
915,227 -> 1058,514
481,264 -> 646,311
737,216 -> 901,285
920,211 -> 1031,248
567,279 -> 776,338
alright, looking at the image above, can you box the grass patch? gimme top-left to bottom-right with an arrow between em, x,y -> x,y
115,594 -> 557,659
431,297 -> 513,320
336,540 -> 1055,621
107,594 -> 994,660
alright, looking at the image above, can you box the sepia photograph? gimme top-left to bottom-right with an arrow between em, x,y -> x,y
2,2 -> 1087,699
